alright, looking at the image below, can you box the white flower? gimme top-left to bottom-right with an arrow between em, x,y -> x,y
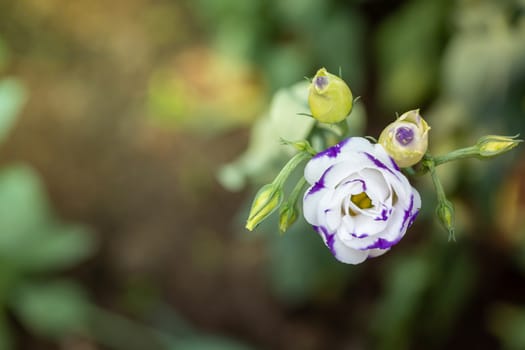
303,137 -> 421,264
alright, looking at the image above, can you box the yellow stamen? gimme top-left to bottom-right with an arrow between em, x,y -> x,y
351,192 -> 373,210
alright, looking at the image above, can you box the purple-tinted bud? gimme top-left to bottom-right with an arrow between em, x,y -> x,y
314,76 -> 329,90
378,109 -> 430,168
308,68 -> 353,124
395,126 -> 414,145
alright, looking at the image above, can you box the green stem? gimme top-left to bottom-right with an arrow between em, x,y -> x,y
337,119 -> 350,138
278,176 -> 307,233
432,145 -> 479,166
289,176 -> 307,205
87,305 -> 177,350
424,155 -> 447,202
273,151 -> 311,188
424,154 -> 456,241
313,120 -> 349,139
402,167 -> 416,177
414,146 -> 479,176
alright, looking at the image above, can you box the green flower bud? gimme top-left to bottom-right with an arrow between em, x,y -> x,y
436,199 -> 455,241
476,134 -> 522,158
308,68 -> 353,124
246,184 -> 283,231
378,109 -> 430,168
281,139 -> 316,155
278,202 -> 298,233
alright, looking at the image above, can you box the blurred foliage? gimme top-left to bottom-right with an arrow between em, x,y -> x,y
0,37 -> 8,72
147,47 -> 266,134
190,0 -> 365,91
0,167 -> 95,274
0,49 -> 96,348
148,0 -> 366,134
0,34 -> 258,350
86,305 -> 254,350
266,217 -> 358,306
370,238 -> 476,349
375,0 -> 449,111
489,304 -> 525,350
0,79 -> 25,144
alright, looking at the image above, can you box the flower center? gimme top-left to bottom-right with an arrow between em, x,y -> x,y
351,192 -> 373,210
395,126 -> 414,145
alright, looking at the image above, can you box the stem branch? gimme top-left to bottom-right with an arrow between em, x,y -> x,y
273,151 -> 311,187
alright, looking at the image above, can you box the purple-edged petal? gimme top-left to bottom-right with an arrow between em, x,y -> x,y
305,138 -> 374,183
339,216 -> 388,250
367,248 -> 390,259
331,233 -> 368,264
303,137 -> 421,264
313,225 -> 337,257
362,152 -> 400,180
303,189 -> 325,226
363,236 -> 403,250
312,138 -> 350,159
372,188 -> 420,244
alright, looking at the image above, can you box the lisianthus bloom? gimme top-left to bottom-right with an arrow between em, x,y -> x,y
303,137 -> 421,264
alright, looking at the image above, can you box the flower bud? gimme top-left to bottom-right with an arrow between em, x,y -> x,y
281,139 -> 316,155
476,135 -> 522,158
308,68 -> 353,124
278,202 -> 298,233
436,199 -> 455,241
246,184 -> 283,231
378,109 -> 430,168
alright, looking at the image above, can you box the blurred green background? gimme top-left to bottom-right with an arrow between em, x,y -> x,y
0,0 -> 524,349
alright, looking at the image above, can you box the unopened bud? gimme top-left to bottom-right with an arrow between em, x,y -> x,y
476,135 -> 522,158
378,109 -> 430,168
281,139 -> 316,155
436,199 -> 455,241
308,68 -> 353,124
246,184 -> 283,231
278,202 -> 298,233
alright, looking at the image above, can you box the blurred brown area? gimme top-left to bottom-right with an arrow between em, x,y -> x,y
0,0 -> 287,348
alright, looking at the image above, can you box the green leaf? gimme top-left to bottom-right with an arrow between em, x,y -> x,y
312,11 -> 366,90
10,281 -> 90,338
16,224 -> 95,272
488,304 -> 525,350
0,79 -> 26,144
267,220 -> 356,305
375,0 -> 447,110
371,253 -> 432,350
0,310 -> 14,350
168,336 -> 253,350
0,165 -> 53,252
421,245 -> 476,345
0,165 -> 94,271
0,264 -> 21,307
